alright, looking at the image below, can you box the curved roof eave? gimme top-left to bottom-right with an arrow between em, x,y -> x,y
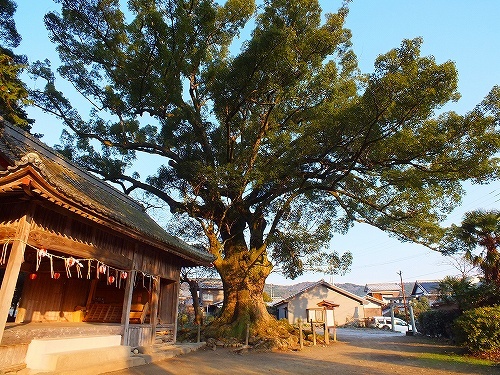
0,121 -> 214,266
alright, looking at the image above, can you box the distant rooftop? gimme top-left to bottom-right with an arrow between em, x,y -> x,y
411,280 -> 441,296
364,283 -> 401,293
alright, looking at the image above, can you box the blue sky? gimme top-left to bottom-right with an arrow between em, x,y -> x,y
13,1 -> 500,285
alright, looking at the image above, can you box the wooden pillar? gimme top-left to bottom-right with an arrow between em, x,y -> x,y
332,308 -> 337,342
172,281 -> 180,343
149,276 -> 160,344
299,320 -> 303,349
323,306 -> 329,345
311,321 -> 316,346
85,279 -> 98,311
121,270 -> 136,346
0,207 -> 33,343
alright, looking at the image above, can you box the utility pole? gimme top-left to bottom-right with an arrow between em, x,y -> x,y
397,271 -> 409,330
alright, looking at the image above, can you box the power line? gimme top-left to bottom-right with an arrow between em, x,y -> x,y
350,251 -> 433,270
404,267 -> 458,281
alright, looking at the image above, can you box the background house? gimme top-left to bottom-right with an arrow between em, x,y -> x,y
198,279 -> 224,315
363,295 -> 385,317
273,280 -> 375,326
364,283 -> 402,304
410,280 -> 441,306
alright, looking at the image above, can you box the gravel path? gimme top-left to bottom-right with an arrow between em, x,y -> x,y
104,328 -> 499,375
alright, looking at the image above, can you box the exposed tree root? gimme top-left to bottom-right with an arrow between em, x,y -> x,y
178,318 -> 333,351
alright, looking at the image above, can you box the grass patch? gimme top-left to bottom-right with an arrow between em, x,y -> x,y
418,352 -> 498,367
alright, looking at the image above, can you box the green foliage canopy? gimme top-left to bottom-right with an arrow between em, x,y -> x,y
0,0 -> 20,47
0,0 -> 32,130
28,0 -> 500,282
441,210 -> 500,285
438,276 -> 500,311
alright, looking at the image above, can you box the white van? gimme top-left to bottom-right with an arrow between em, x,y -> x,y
371,316 -> 412,333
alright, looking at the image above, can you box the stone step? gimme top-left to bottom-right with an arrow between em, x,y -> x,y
135,342 -> 206,364
138,349 -> 180,364
25,335 -> 123,372
43,356 -> 146,375
50,345 -> 132,371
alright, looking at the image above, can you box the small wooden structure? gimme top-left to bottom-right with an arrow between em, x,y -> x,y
0,119 -> 214,347
314,300 -> 339,325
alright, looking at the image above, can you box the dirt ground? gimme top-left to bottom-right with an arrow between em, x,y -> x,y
105,328 -> 500,375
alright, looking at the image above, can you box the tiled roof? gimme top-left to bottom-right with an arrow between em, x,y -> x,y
198,279 -> 223,289
364,283 -> 401,293
273,279 -> 367,306
412,280 -> 441,296
364,295 -> 386,305
0,120 -> 214,265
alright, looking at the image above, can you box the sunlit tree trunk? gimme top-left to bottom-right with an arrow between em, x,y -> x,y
208,226 -> 275,336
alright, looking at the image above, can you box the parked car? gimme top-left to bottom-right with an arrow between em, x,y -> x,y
370,316 -> 412,333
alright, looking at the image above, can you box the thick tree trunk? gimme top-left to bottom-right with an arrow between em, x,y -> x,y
187,279 -> 203,325
220,266 -> 271,323
211,244 -> 275,337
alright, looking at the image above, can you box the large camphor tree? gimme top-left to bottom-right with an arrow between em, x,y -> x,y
28,0 -> 500,335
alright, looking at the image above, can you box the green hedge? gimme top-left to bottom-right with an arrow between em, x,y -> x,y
453,305 -> 500,353
418,309 -> 460,338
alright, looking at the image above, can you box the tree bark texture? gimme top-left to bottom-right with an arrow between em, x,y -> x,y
211,233 -> 275,336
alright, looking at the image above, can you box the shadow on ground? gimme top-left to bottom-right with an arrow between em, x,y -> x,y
103,328 -> 499,375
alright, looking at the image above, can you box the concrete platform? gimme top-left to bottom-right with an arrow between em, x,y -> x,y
14,342 -> 206,375
23,349 -> 146,375
0,323 -> 123,374
0,323 -> 205,374
25,335 -> 123,372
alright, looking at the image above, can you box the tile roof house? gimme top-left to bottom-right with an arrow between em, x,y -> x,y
410,280 -> 441,305
273,280 -> 382,327
0,122 -> 210,264
198,279 -> 224,314
364,283 -> 402,303
411,280 -> 440,297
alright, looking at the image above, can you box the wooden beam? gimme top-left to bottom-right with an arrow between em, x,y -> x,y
28,230 -> 133,270
121,270 -> 136,346
122,246 -> 138,346
0,227 -> 17,239
172,282 -> 180,343
0,204 -> 34,343
150,276 -> 160,344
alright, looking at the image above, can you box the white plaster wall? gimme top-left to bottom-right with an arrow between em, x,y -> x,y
286,285 -> 365,326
